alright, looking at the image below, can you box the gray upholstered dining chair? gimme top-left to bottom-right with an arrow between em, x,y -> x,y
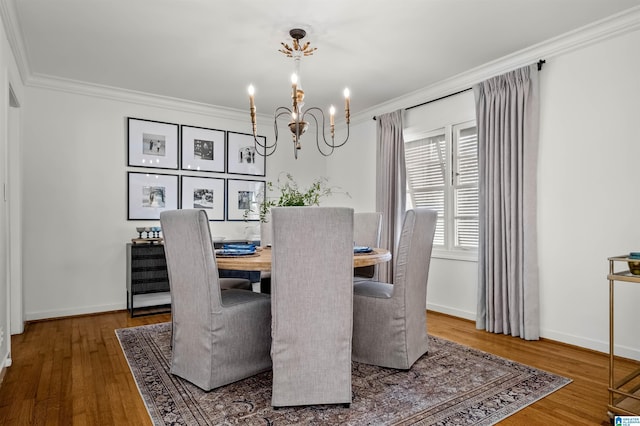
258,220 -> 272,293
219,277 -> 252,290
353,212 -> 382,282
159,209 -> 272,391
270,206 -> 354,407
352,208 -> 437,370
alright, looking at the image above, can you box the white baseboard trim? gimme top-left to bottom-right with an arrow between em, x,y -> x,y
538,328 -> 640,360
428,303 -> 640,361
25,302 -> 125,322
427,303 -> 476,321
0,352 -> 11,385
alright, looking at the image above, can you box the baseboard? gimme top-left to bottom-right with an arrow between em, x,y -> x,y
25,302 -> 125,322
0,352 -> 11,386
427,303 -> 475,321
539,328 -> 640,360
427,303 -> 640,360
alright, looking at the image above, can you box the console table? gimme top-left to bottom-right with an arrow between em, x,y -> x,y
126,243 -> 171,316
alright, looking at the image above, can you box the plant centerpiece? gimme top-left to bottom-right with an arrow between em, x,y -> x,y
244,173 -> 348,223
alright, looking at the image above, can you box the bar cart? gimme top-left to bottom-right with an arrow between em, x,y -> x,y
607,255 -> 640,420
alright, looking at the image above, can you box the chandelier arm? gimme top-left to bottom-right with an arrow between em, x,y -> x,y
252,130 -> 277,157
253,135 -> 277,157
304,106 -> 350,150
302,107 -> 349,152
329,122 -> 350,149
302,108 -> 335,157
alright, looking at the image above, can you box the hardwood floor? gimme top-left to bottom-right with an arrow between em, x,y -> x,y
0,310 -> 629,425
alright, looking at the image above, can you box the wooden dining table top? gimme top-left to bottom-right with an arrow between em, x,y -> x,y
215,247 -> 391,272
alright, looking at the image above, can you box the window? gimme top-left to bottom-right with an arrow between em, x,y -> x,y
405,120 -> 478,256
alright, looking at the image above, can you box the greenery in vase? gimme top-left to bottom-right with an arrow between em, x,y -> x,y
244,173 -> 348,223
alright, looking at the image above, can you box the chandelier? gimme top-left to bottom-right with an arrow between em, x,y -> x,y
248,28 -> 350,159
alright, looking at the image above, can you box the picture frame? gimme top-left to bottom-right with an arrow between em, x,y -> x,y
180,176 -> 225,221
226,178 -> 265,221
127,117 -> 179,169
181,125 -> 225,172
226,131 -> 266,176
128,172 -> 179,220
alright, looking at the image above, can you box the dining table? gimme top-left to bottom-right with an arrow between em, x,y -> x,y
216,246 -> 392,272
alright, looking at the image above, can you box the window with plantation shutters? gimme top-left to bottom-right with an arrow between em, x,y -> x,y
453,123 -> 478,249
405,120 -> 478,253
406,132 -> 447,246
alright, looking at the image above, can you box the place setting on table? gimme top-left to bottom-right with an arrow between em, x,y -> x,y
353,245 -> 374,255
215,243 -> 262,258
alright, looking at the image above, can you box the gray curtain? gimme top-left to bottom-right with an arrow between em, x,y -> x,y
375,110 -> 406,283
474,64 -> 540,340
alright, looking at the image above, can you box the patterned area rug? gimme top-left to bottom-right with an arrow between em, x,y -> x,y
116,323 -> 570,425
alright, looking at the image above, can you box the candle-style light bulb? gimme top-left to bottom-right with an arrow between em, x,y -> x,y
248,85 -> 257,136
329,105 -> 336,139
343,88 -> 351,124
248,85 -> 255,106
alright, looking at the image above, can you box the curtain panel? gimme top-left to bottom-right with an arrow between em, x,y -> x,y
474,64 -> 540,340
375,110 -> 406,283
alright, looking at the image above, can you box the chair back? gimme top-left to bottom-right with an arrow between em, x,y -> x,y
391,209 -> 437,353
270,206 -> 354,406
160,209 -> 222,339
354,212 -> 382,248
354,212 -> 382,279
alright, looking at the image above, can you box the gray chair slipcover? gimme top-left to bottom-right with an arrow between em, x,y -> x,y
353,212 -> 383,281
259,220 -> 272,293
160,209 -> 272,391
219,277 -> 252,291
270,207 -> 354,407
352,208 -> 437,370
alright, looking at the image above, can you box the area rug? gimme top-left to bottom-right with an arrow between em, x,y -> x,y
116,323 -> 571,425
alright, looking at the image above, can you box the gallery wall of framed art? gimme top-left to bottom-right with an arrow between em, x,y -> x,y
125,116 -> 266,221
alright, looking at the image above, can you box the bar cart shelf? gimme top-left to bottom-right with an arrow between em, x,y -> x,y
607,255 -> 640,420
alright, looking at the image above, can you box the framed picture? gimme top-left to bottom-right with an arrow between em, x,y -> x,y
226,178 -> 265,221
226,131 -> 266,176
180,176 -> 225,221
181,125 -> 225,172
127,118 -> 179,169
128,172 -> 179,220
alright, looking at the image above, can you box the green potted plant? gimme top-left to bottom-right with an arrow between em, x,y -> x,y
244,173 -> 348,223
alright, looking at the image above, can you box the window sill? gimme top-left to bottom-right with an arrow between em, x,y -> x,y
431,249 -> 478,262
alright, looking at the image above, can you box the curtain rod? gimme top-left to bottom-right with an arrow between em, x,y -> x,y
373,59 -> 545,121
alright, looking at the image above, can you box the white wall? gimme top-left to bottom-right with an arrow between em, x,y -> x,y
537,29 -> 640,357
21,87 -> 327,320
325,118 -> 377,212
330,27 -> 640,358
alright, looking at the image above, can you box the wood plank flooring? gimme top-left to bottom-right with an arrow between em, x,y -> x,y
0,310 -> 629,425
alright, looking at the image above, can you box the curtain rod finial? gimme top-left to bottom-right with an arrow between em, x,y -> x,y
537,59 -> 546,71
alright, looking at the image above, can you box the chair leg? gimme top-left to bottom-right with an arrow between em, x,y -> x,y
260,276 -> 271,294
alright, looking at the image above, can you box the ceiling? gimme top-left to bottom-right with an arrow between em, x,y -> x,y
6,0 -> 640,115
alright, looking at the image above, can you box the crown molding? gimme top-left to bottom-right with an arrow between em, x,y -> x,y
352,5 -> 640,124
27,72 -> 250,122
